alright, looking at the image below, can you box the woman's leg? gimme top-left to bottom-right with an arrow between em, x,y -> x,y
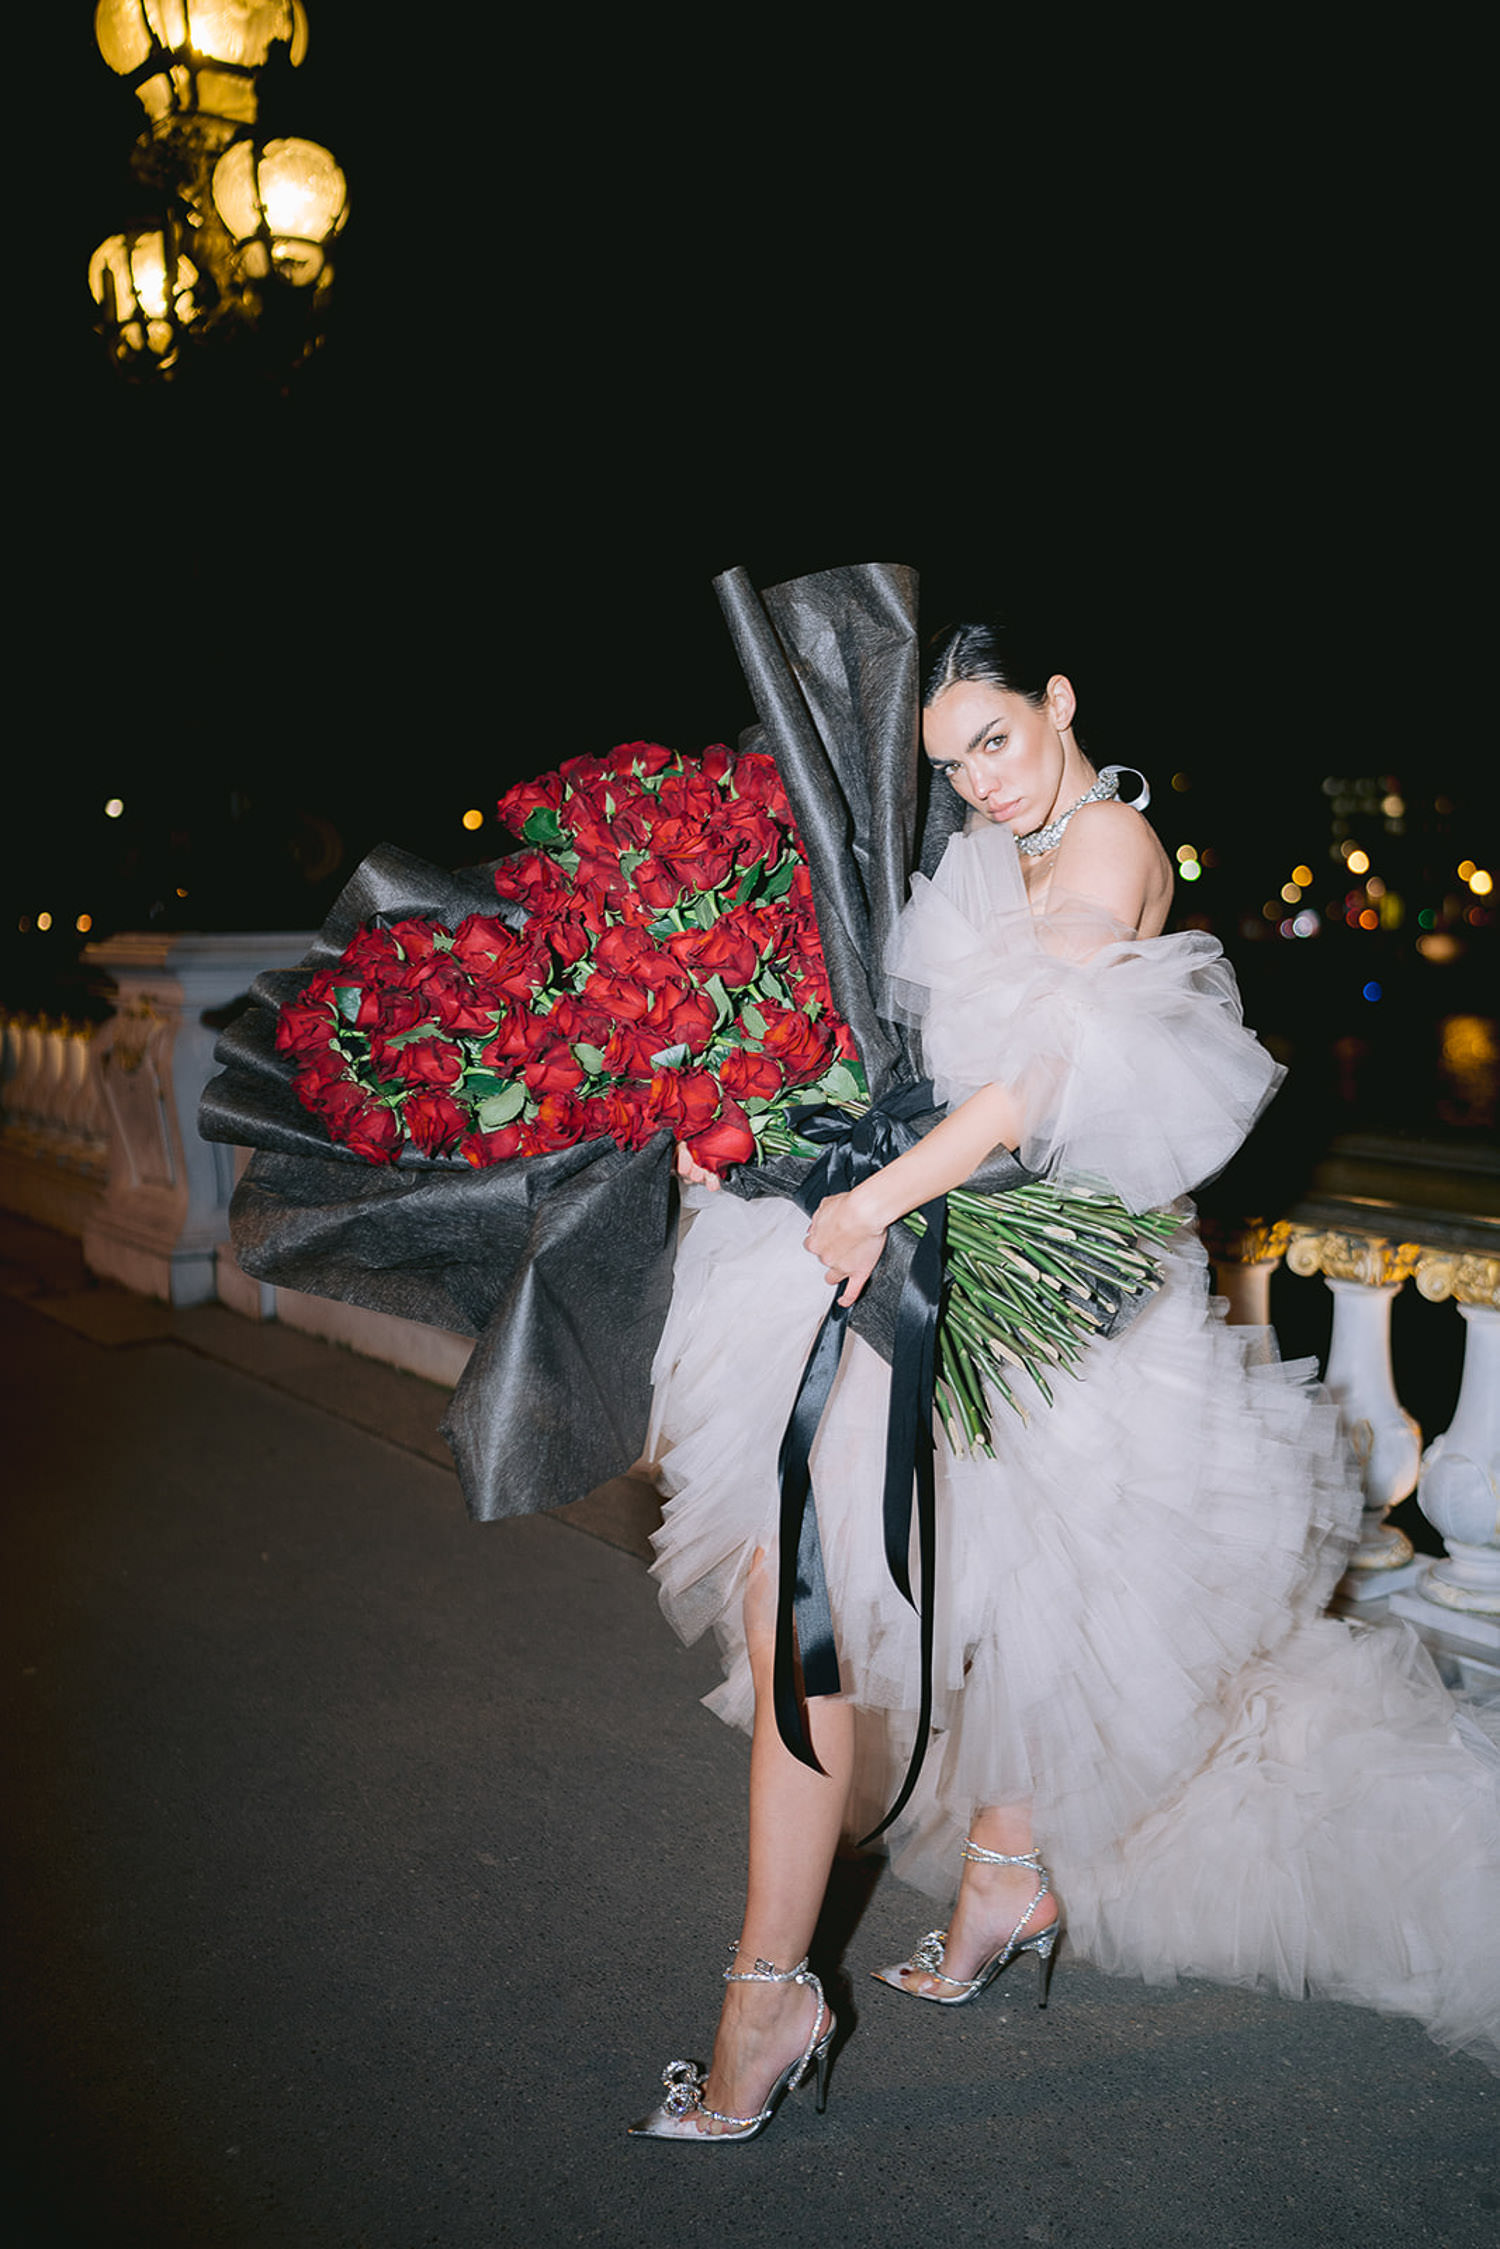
895,1801 -> 1059,1997
694,1554 -> 852,2131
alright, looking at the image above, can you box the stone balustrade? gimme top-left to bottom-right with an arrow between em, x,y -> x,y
1205,1149 -> 1500,1691
2,945 -> 1496,1689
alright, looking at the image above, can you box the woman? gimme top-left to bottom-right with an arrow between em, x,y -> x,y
629,622 -> 1500,2138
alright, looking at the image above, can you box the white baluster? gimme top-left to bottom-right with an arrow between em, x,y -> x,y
1390,1295 -> 1500,1674
1323,1276 -> 1424,1598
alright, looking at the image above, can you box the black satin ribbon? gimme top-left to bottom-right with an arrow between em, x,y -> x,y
772,1080 -> 948,1843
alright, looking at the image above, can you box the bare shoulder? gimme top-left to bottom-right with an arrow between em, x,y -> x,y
1052,800 -> 1173,931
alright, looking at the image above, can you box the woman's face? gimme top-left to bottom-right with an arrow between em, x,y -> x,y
923,679 -> 1074,837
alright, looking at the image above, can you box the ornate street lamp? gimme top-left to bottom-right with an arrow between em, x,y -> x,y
93,2 -> 308,129
211,135 -> 348,288
88,1 -> 346,382
88,222 -> 202,372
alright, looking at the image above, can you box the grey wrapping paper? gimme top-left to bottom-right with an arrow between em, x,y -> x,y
198,562 -> 1001,1520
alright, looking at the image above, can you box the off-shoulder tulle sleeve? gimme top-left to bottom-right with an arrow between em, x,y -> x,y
885,825 -> 1283,1211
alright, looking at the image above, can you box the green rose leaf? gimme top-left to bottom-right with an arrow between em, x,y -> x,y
571,1041 -> 606,1074
649,1041 -> 691,1071
704,973 -> 733,1029
522,807 -> 568,847
475,1082 -> 527,1130
763,857 -> 798,900
732,857 -> 765,907
818,1061 -> 863,1103
739,1000 -> 767,1040
333,984 -> 362,1023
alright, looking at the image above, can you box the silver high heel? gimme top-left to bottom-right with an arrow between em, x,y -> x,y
871,1841 -> 1063,2007
628,1949 -> 835,2142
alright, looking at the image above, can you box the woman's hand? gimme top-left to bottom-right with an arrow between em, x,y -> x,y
675,1142 -> 721,1192
803,1188 -> 888,1307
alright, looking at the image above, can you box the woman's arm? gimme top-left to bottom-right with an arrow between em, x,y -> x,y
803,1081 -> 1023,1305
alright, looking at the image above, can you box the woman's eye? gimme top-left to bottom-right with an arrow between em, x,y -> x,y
985,735 -> 1008,753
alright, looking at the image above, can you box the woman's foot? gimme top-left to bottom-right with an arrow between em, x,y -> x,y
688,1969 -> 832,2136
628,1951 -> 835,2141
881,1844 -> 1056,2006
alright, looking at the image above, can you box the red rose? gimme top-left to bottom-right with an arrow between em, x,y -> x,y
605,740 -> 677,779
582,968 -> 652,1022
385,918 -> 447,964
371,1031 -> 464,1090
525,1091 -> 587,1152
548,994 -> 613,1046
653,815 -> 733,894
645,1068 -> 720,1135
644,985 -> 716,1056
403,1089 -> 469,1155
478,1008 -> 533,1067
599,1021 -> 661,1080
337,925 -> 409,985
656,769 -> 721,824
720,801 -> 787,870
523,1040 -> 586,1098
594,926 -> 685,986
293,1045 -> 351,1100
276,986 -> 339,1059
496,772 -> 565,837
663,923 -> 760,988
631,855 -> 684,910
341,1097 -> 403,1164
309,1076 -> 402,1163
684,1098 -> 755,1174
588,1084 -> 657,1151
493,851 -> 573,911
756,1004 -> 833,1084
449,916 -> 547,1000
355,984 -> 425,1036
701,745 -> 734,783
461,1123 -> 524,1167
729,752 -> 792,822
719,1047 -> 784,1101
559,753 -> 608,792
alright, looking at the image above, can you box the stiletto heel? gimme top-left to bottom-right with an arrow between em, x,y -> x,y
628,1949 -> 835,2142
872,1840 -> 1064,2008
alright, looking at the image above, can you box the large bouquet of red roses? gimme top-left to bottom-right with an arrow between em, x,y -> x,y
274,740 -> 867,1174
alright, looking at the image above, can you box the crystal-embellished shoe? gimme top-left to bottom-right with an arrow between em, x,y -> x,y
871,1841 -> 1062,2007
627,1951 -> 835,2142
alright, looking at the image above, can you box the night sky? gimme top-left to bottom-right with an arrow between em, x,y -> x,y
13,9 -> 1494,1094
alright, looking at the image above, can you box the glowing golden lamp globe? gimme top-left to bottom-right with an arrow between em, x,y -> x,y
88,228 -> 201,368
95,2 -> 309,125
211,136 -> 348,286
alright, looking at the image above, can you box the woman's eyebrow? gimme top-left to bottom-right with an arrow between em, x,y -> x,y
966,717 -> 1004,751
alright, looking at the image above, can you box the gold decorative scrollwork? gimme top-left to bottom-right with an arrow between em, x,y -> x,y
1414,1253 -> 1500,1309
1282,1226 -> 1424,1289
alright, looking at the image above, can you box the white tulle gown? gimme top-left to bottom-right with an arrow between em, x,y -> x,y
645,819 -> 1500,2073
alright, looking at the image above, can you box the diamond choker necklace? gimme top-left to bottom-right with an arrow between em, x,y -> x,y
1015,764 -> 1151,857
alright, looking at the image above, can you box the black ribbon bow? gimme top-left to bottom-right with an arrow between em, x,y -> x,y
773,1079 -> 950,1845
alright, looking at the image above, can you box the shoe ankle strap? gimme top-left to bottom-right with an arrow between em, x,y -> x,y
723,1947 -> 818,1988
960,1841 -> 1047,1878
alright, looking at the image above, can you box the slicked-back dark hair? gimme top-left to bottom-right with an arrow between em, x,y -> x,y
921,621 -> 1061,712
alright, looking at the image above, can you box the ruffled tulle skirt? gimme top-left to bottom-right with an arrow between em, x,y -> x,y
645,1188 -> 1500,2073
